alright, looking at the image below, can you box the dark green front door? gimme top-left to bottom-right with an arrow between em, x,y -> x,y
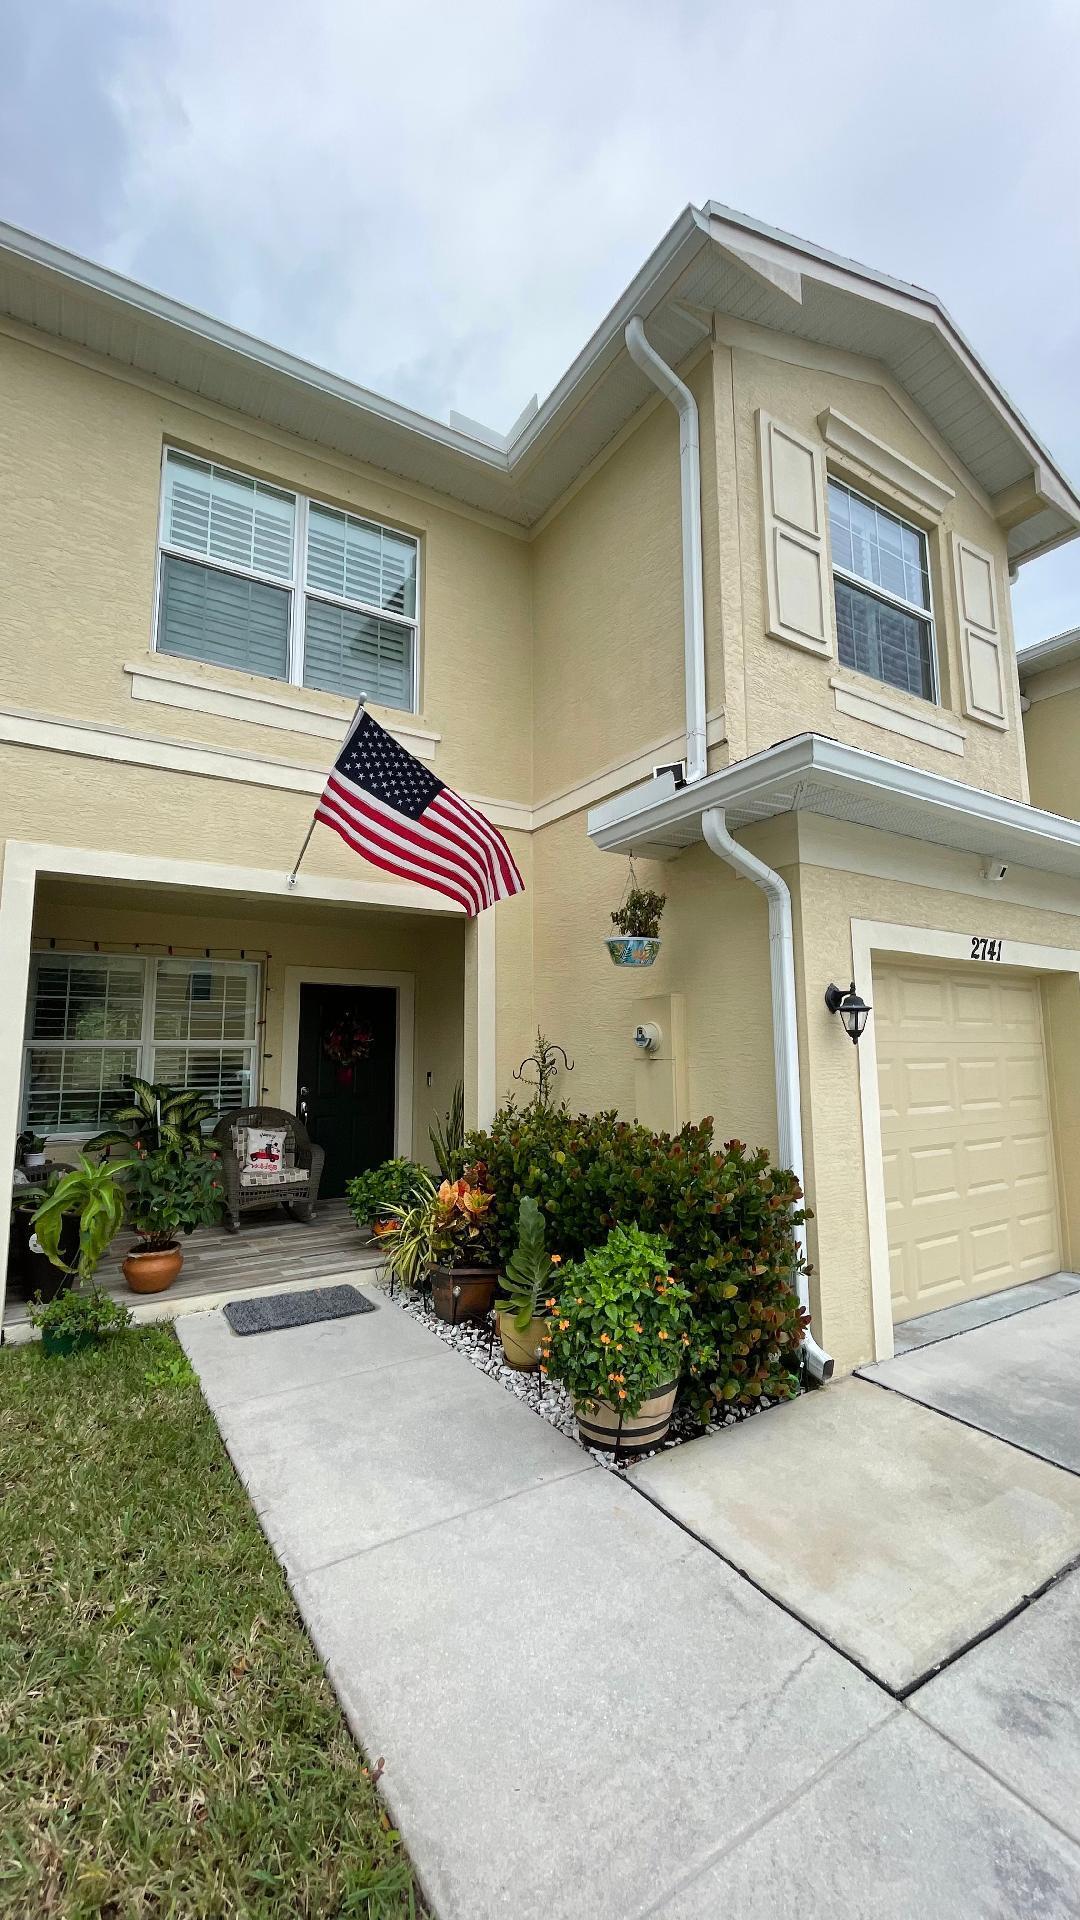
296,983 -> 397,1198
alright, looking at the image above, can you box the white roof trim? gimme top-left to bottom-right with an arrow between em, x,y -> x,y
2,203 -> 1077,552
1017,627 -> 1080,679
588,732 -> 1080,882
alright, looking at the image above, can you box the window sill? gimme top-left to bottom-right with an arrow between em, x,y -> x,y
124,658 -> 440,762
829,671 -> 966,757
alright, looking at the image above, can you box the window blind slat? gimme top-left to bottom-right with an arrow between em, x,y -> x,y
158,554 -> 290,680
164,453 -> 294,580
302,598 -> 412,708
306,503 -> 416,617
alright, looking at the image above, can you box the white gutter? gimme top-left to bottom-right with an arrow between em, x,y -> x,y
701,810 -> 834,1383
623,317 -> 708,784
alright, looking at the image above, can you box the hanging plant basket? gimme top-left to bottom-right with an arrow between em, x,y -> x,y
605,861 -> 665,968
605,934 -> 662,969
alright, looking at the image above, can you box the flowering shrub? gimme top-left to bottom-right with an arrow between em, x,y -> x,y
542,1224 -> 705,1417
468,1106 -> 808,1419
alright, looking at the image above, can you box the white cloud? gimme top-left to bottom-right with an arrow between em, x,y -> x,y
4,0 -> 1080,637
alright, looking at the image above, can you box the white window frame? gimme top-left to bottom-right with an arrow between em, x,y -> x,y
828,478 -> 939,706
153,447 -> 421,714
21,951 -> 262,1135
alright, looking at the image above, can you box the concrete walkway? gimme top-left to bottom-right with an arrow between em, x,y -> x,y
179,1292 -> 1080,1918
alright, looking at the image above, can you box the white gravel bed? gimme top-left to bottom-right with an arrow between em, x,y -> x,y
377,1273 -> 785,1469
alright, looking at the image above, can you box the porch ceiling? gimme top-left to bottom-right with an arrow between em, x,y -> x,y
32,873 -> 459,935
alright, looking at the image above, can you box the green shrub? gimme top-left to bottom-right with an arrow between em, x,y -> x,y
468,1104 -> 807,1419
543,1224 -> 706,1417
27,1286 -> 132,1339
345,1157 -> 427,1229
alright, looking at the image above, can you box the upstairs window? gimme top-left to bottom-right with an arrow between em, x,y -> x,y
156,450 -> 419,712
828,480 -> 936,702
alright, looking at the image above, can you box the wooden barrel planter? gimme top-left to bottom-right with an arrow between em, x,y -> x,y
430,1265 -> 499,1326
497,1310 -> 549,1372
573,1379 -> 678,1457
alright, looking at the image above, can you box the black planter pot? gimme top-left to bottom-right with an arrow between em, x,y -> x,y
8,1209 -> 78,1301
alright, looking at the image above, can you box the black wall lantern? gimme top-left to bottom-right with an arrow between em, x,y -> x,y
825,980 -> 872,1045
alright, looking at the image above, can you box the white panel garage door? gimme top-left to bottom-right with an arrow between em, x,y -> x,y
875,963 -> 1061,1323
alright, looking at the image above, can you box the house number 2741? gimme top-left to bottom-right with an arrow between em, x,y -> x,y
970,936 -> 1003,962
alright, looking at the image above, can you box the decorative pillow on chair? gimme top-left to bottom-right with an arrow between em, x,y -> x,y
242,1127 -> 288,1174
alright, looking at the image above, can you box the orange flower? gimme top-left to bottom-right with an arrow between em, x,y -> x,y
559,1319 -> 569,1331
681,1332 -> 691,1345
617,1389 -> 627,1400
550,1253 -> 562,1265
545,1297 -> 557,1310
632,1322 -> 643,1334
599,1332 -> 611,1345
658,1329 -> 668,1341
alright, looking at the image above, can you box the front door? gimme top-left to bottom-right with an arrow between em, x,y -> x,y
296,983 -> 397,1198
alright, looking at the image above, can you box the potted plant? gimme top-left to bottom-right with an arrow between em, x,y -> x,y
30,1154 -> 129,1289
28,1284 -> 132,1357
543,1224 -> 700,1456
122,1147 -> 225,1292
345,1158 -> 426,1236
87,1077 -> 217,1157
384,1164 -> 501,1323
495,1196 -> 557,1370
605,881 -> 666,968
16,1129 -> 48,1174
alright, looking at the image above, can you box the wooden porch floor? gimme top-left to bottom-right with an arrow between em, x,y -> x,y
3,1198 -> 383,1330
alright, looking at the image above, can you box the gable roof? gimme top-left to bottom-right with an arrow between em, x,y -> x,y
0,201 -> 1075,560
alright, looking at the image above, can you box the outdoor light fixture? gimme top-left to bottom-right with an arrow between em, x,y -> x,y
825,980 -> 872,1045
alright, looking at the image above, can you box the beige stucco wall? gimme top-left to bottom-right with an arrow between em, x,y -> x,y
1022,670 -> 1080,818
529,351 -> 725,802
722,334 -> 1029,799
0,323 -> 534,807
793,825 -> 1080,1373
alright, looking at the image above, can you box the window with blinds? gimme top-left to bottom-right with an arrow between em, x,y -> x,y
828,481 -> 937,702
156,450 -> 419,710
23,954 -> 260,1133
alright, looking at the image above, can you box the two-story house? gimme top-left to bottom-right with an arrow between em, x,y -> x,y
3,200 -> 1080,1376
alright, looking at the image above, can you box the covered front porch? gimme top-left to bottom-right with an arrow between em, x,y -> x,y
0,840 -> 493,1336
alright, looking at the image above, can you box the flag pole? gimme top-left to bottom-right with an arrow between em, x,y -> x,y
286,818 -> 317,889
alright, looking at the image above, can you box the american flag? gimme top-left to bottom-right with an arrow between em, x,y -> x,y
314,707 -> 525,916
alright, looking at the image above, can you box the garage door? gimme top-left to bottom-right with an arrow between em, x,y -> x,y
875,962 -> 1061,1323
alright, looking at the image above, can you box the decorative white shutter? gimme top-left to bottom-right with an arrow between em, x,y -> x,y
952,535 -> 1008,729
757,411 -> 835,656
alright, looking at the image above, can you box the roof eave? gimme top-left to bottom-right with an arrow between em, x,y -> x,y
588,733 -> 1080,880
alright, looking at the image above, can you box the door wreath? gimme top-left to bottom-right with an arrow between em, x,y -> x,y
323,1011 -> 375,1087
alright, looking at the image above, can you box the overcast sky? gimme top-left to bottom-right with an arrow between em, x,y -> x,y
3,0 -> 1079,645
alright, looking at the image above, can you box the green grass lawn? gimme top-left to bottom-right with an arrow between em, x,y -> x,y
0,1325 -> 420,1919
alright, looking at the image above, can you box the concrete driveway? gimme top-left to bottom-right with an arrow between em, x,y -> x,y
180,1290 -> 1080,1918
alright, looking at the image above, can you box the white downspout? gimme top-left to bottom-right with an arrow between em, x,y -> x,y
702,808 -> 834,1383
624,317 -> 707,784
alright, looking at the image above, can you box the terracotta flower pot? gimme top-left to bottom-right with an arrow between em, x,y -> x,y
573,1379 -> 678,1457
430,1265 -> 499,1325
498,1309 -> 549,1371
123,1244 -> 184,1294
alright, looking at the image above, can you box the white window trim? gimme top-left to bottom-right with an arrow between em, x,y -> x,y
21,949 -> 262,1135
153,446 -> 422,715
828,478 -> 940,706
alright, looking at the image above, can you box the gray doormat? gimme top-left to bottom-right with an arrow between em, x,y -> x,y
223,1285 -> 378,1336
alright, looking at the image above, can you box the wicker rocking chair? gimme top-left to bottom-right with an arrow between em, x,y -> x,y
213,1106 -> 325,1234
